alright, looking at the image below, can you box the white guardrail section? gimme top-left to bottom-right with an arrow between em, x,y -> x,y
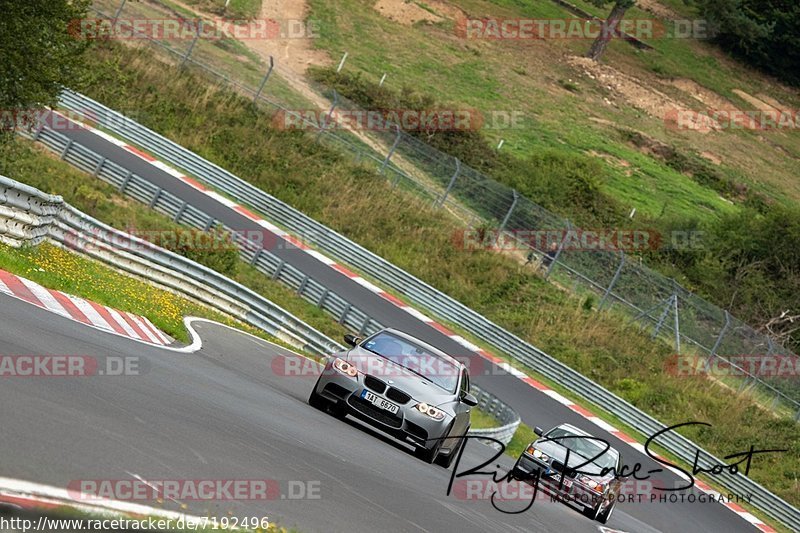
0,172 -> 518,445
49,91 -> 800,530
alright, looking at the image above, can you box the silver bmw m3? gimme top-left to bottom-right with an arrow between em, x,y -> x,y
309,328 -> 478,467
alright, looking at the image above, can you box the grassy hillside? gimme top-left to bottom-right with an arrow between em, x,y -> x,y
68,41 -> 799,507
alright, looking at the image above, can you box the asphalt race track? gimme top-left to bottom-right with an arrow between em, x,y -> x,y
8,120 -> 763,532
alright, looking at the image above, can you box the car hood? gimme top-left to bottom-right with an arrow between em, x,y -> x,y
534,439 -> 615,480
344,348 -> 458,405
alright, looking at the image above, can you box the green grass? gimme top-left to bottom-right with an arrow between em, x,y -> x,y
470,407 -> 501,429
68,41 -> 799,510
0,241 -> 258,344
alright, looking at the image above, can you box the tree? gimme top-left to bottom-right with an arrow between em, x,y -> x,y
586,0 -> 637,61
0,0 -> 91,137
693,0 -> 799,85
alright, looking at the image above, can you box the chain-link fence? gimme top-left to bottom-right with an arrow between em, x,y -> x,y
80,0 -> 800,419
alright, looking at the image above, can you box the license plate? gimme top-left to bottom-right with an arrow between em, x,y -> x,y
361,390 -> 399,414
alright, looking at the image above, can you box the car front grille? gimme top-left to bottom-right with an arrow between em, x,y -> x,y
385,387 -> 411,404
550,460 -> 577,478
348,396 -> 403,428
364,375 -> 387,394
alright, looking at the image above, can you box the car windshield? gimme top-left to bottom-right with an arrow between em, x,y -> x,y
545,428 -> 618,470
360,332 -> 459,393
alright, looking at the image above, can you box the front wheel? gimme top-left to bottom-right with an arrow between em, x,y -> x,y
597,500 -> 615,524
308,382 -> 329,412
435,426 -> 469,469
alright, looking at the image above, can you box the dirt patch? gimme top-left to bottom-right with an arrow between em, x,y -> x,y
635,0 -> 680,19
669,79 -> 740,112
568,56 -> 720,132
373,0 -> 465,26
248,0 -> 330,74
700,151 -> 722,165
733,89 -> 784,114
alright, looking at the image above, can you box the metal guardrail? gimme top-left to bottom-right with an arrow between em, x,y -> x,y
9,133 -> 519,445
469,383 -> 521,449
48,94 -> 800,530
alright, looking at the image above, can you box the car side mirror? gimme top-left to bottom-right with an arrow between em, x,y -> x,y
343,334 -> 361,347
534,426 -> 544,436
462,392 -> 478,407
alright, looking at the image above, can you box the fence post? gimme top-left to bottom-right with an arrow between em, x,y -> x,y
113,0 -> 127,20
316,90 -> 338,142
180,22 -> 200,68
380,124 -> 402,175
494,190 -> 518,247
336,52 -> 348,73
598,251 -> 625,311
545,220 -> 570,279
651,295 -> 674,339
253,56 -> 274,103
709,310 -> 730,358
435,157 -> 460,208
672,284 -> 681,353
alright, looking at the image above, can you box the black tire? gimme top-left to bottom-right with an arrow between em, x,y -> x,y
435,426 -> 469,469
597,501 -> 615,524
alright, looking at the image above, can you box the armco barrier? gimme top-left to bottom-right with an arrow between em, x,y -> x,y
0,169 -> 518,446
50,94 -> 800,530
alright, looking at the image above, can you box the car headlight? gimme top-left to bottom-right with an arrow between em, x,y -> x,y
527,446 -> 549,462
332,357 -> 358,378
415,402 -> 445,420
579,476 -> 599,489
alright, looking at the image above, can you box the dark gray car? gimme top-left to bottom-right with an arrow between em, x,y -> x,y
309,328 -> 478,467
511,423 -> 622,524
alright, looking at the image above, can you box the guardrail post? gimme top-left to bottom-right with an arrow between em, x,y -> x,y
119,171 -> 132,193
598,251 -> 625,311
317,289 -> 329,308
494,190 -> 518,247
32,122 -> 44,141
339,303 -> 352,325
59,139 -> 73,159
271,260 -> 284,280
92,157 -> 106,177
173,201 -> 187,222
148,188 -> 162,208
435,157 -> 460,208
358,316 -> 371,335
203,217 -> 215,231
545,220 -> 570,279
250,249 -> 262,266
316,90 -> 338,142
380,124 -> 402,175
708,310 -> 730,362
297,275 -> 309,295
254,56 -> 274,103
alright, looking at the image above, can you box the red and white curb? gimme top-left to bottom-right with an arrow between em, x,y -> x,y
65,115 -> 775,532
0,270 -> 171,346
